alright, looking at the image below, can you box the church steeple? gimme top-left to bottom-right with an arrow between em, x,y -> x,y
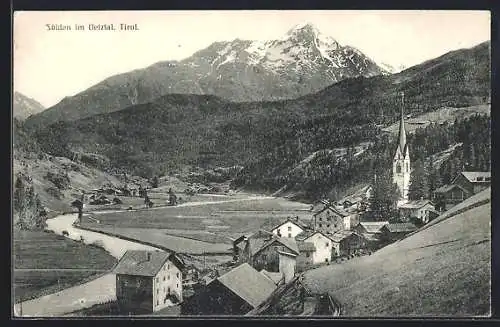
397,92 -> 407,155
393,91 -> 410,204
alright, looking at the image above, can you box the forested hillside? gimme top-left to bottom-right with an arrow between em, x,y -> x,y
27,42 -> 490,202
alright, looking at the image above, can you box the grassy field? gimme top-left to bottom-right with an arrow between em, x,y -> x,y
82,197 -> 313,249
13,230 -> 117,303
303,189 -> 491,317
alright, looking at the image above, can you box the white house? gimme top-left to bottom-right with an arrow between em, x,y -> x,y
271,218 -> 308,238
302,231 -> 334,264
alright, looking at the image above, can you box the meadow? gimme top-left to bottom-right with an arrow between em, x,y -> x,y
13,230 -> 117,302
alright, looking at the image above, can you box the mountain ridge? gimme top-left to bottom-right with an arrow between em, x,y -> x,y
25,23 -> 386,129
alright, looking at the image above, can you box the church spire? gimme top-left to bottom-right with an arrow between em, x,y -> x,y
397,92 -> 407,154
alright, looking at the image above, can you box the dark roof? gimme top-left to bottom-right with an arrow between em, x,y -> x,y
313,204 -> 349,218
398,200 -> 434,209
254,236 -> 300,256
297,241 -> 316,252
383,223 -> 418,233
434,184 -> 468,193
217,263 -> 277,308
357,221 -> 389,233
458,171 -> 491,183
271,217 -> 309,231
113,250 -> 174,277
329,230 -> 358,243
303,230 -> 334,242
295,230 -> 315,241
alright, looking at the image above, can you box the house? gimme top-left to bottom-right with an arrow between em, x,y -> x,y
329,231 -> 366,257
249,236 -> 299,272
313,202 -> 348,235
380,222 -> 418,242
259,269 -> 284,286
295,241 -> 316,272
297,231 -> 334,264
277,250 -> 297,283
353,221 -> 388,249
398,200 -> 436,224
271,217 -> 309,238
235,230 -> 274,264
343,213 -> 360,230
452,171 -> 491,195
113,250 -> 185,314
433,184 -> 471,210
181,263 -> 277,315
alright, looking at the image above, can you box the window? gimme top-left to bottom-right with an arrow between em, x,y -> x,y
168,275 -> 170,280
177,283 -> 179,288
168,287 -> 171,294
319,223 -> 322,228
327,224 -> 330,228
325,258 -> 329,263
176,272 -> 179,278
306,252 -> 310,258
168,264 -> 170,270
155,277 -> 159,283
477,177 -> 484,181
277,229 -> 280,235
163,276 -> 165,281
288,233 -> 291,238
319,217 -> 323,221
396,163 -> 401,173
156,288 -> 159,294
288,226 -> 292,231
262,254 -> 267,260
157,300 -> 159,306
326,217 -> 331,221
325,242 -> 329,248
406,163 -> 409,172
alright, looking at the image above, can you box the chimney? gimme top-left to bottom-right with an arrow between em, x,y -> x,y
147,252 -> 152,261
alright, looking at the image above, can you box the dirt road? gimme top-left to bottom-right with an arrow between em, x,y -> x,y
14,274 -> 116,317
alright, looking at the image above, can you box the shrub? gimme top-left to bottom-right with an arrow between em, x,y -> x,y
62,230 -> 69,236
45,171 -> 71,190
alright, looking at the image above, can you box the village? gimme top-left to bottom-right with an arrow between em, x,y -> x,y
56,101 -> 491,316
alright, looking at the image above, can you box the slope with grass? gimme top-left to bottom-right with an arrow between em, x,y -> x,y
303,187 -> 491,317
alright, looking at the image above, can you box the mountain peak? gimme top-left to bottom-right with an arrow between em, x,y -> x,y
286,22 -> 320,38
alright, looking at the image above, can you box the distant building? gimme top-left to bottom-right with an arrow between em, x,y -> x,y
452,171 -> 491,195
295,241 -> 315,272
249,237 -> 300,272
271,217 -> 309,238
313,202 -> 349,235
297,231 -> 335,264
113,250 -> 185,314
352,221 -> 388,249
181,263 -> 277,315
433,184 -> 470,210
380,222 -> 418,242
398,200 -> 435,224
393,93 -> 411,206
235,230 -> 274,264
277,250 -> 297,283
329,231 -> 367,257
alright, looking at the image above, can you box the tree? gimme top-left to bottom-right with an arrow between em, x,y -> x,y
408,159 -> 429,200
370,170 -> 399,221
14,173 -> 46,230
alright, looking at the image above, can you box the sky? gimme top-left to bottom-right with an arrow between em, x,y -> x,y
14,10 -> 490,108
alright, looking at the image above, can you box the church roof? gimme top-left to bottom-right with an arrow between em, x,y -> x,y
396,93 -> 408,155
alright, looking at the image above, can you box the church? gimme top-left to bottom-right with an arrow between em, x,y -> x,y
393,93 -> 411,207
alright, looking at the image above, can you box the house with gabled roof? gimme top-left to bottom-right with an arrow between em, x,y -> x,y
271,217 -> 310,238
313,200 -> 349,235
250,236 -> 300,272
181,263 -> 277,315
433,183 -> 470,210
398,199 -> 436,224
380,222 -> 418,242
297,230 -> 335,264
113,250 -> 185,314
452,171 -> 491,196
329,230 -> 367,257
